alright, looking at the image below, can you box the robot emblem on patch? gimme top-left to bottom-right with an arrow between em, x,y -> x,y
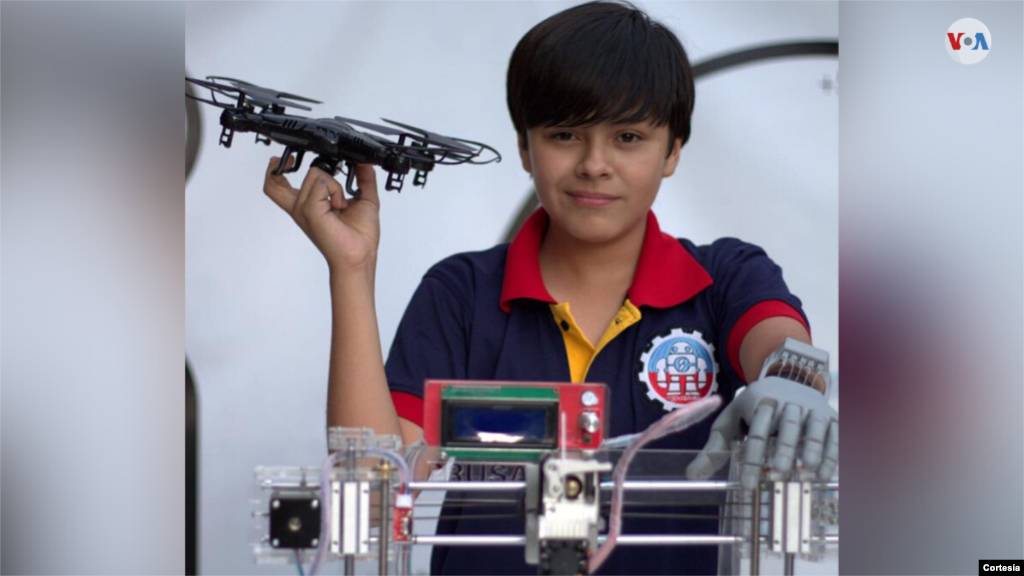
637,328 -> 719,411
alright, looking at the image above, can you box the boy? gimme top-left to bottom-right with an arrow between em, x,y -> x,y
262,2 -> 835,574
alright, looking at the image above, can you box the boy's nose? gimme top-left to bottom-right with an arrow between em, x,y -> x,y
575,144 -> 612,180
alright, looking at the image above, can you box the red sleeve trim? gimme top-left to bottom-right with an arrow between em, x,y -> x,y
391,391 -> 424,428
727,300 -> 810,383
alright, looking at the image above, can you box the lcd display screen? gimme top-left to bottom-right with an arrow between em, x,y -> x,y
442,402 -> 557,448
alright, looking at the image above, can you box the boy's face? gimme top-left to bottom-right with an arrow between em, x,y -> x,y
519,121 -> 682,245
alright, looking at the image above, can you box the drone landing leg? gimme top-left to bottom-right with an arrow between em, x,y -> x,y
341,161 -> 361,199
272,147 -> 306,176
385,171 -> 406,193
288,150 -> 305,174
219,127 -> 234,148
413,170 -> 428,187
272,146 -> 296,176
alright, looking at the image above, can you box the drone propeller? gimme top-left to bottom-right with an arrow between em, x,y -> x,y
333,115 -> 404,137
313,118 -> 395,149
316,117 -> 363,135
186,77 -> 240,101
449,137 -> 503,165
381,118 -> 477,154
335,116 -> 475,154
205,76 -> 322,104
187,77 -> 255,108
205,76 -> 319,111
333,116 -> 477,161
187,77 -> 248,94
186,77 -> 317,112
185,91 -> 233,110
186,77 -> 230,95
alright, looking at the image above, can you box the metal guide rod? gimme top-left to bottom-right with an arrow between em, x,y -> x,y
364,534 -> 837,546
344,438 -> 356,576
265,480 -> 840,491
408,480 -> 838,492
751,482 -> 762,576
409,535 -> 744,546
409,480 -> 735,491
379,470 -> 391,576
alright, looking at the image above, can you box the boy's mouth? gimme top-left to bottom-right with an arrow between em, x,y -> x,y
567,190 -> 618,207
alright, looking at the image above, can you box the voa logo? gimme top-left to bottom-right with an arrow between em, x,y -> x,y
946,18 -> 991,64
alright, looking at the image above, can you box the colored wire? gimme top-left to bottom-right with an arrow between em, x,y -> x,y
589,396 -> 722,574
308,451 -> 339,576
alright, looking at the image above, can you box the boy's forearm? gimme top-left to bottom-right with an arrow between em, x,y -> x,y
326,267 -> 402,437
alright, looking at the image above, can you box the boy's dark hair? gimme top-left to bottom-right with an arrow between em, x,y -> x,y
507,1 -> 695,156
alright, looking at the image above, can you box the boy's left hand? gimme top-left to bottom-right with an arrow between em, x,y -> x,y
686,378 -> 838,490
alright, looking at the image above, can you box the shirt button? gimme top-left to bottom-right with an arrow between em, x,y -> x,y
560,320 -> 570,331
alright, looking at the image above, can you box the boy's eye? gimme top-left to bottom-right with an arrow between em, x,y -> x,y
619,133 -> 642,143
551,132 -> 576,141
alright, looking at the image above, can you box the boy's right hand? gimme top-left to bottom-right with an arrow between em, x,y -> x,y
263,155 -> 380,272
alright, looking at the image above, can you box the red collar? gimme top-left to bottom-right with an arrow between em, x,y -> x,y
499,208 -> 713,312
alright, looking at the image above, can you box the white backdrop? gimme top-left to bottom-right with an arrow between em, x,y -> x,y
185,2 -> 837,574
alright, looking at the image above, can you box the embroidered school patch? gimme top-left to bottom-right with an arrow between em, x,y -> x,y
637,328 -> 719,411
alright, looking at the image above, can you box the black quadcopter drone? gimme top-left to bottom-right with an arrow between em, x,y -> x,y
186,76 -> 501,197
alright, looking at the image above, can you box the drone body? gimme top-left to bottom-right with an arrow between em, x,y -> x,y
187,76 -> 501,197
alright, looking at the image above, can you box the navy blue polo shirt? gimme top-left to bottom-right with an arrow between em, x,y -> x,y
385,208 -> 808,575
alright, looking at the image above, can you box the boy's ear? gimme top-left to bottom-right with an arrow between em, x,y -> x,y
662,138 -> 683,178
517,133 -> 532,174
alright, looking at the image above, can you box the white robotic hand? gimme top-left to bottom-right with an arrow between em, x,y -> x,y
686,338 -> 838,490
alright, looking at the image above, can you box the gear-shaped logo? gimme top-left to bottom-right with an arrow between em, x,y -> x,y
637,328 -> 719,411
